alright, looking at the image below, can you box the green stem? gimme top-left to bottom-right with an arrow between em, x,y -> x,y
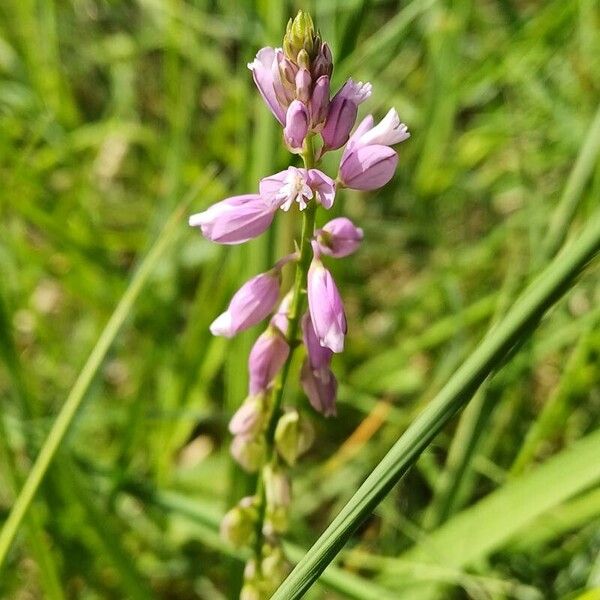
252,137 -> 318,573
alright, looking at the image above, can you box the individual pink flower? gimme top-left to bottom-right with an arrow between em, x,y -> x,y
270,292 -> 293,336
339,109 -> 410,190
229,395 -> 265,437
315,217 -> 364,258
302,313 -> 332,370
295,68 -> 311,103
300,360 -> 337,417
247,47 -> 287,125
309,76 -> 330,129
259,167 -> 335,212
248,328 -> 290,394
189,195 -> 277,245
321,80 -> 372,150
210,271 -> 281,338
284,100 -> 310,152
307,256 -> 347,353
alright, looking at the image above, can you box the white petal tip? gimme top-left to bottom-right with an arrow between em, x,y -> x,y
209,312 -> 234,337
188,213 -> 204,227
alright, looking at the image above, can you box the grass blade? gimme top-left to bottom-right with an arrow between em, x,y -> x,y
391,428 -> 600,595
0,170 -> 216,571
272,207 -> 600,599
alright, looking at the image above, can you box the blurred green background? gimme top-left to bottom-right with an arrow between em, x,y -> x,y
1,0 -> 599,598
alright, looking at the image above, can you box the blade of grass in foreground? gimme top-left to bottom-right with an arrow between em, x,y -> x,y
0,169 -> 217,571
272,207 -> 600,600
388,428 -> 600,598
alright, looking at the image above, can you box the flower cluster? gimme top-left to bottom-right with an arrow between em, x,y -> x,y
188,11 -> 408,599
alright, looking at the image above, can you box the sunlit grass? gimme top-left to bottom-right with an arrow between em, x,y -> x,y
0,0 -> 599,598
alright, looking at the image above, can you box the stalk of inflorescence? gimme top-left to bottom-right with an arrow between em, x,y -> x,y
187,10 -> 409,599
251,134 -> 318,576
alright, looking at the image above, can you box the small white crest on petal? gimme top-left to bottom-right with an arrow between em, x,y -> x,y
210,311 -> 233,337
358,108 -> 410,147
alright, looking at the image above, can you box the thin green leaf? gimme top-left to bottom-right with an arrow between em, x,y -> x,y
0,169 -> 217,571
272,208 -> 600,599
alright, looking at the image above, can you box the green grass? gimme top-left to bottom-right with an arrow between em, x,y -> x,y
1,1 -> 599,599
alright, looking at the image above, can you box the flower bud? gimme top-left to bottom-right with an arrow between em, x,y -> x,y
296,49 -> 310,70
263,464 -> 292,509
315,217 -> 364,258
309,75 -> 330,129
229,394 -> 266,437
322,80 -> 372,150
240,583 -> 261,600
210,270 -> 281,338
248,328 -> 290,395
283,11 -> 316,63
274,409 -> 315,466
261,544 -> 288,584
284,100 -> 309,153
270,292 -> 292,335
301,360 -> 337,417
220,496 -> 257,547
312,42 -> 333,79
231,434 -> 266,472
295,68 -> 312,103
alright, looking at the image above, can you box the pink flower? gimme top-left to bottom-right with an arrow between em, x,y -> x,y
302,313 -> 332,369
189,195 -> 277,245
315,217 -> 363,258
322,80 -> 372,150
300,360 -> 337,417
247,47 -> 287,125
307,257 -> 346,353
210,271 -> 281,338
248,47 -> 333,139
248,328 -> 290,394
309,76 -> 330,129
270,292 -> 292,336
284,100 -> 310,152
339,109 -> 409,190
229,395 -> 265,437
259,167 -> 335,212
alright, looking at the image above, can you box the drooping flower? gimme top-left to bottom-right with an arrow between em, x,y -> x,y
248,328 -> 290,395
306,255 -> 347,353
321,80 -> 372,151
259,167 -> 335,212
315,217 -> 363,258
189,195 -> 277,245
300,314 -> 337,416
339,109 -> 410,190
229,395 -> 266,437
300,360 -> 337,417
270,292 -> 293,336
302,313 -> 333,370
210,271 -> 281,338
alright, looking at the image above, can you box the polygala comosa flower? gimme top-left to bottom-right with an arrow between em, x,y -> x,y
188,9 -> 409,598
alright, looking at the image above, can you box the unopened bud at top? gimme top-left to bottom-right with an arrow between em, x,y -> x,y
283,11 -> 317,63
